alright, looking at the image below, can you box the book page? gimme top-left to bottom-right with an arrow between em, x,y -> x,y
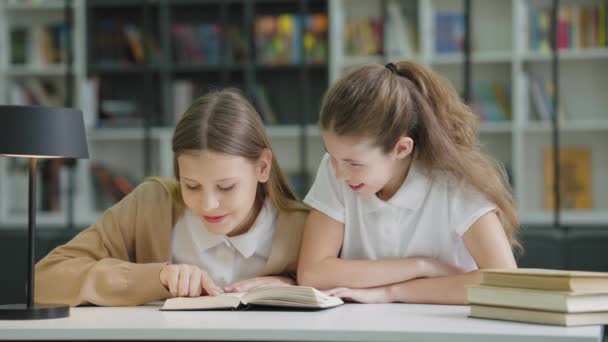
161,292 -> 245,311
243,286 -> 344,309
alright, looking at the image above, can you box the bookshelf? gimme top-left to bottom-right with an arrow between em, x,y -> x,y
0,0 -> 330,228
84,0 -> 329,208
2,0 -> 606,229
329,0 -> 608,226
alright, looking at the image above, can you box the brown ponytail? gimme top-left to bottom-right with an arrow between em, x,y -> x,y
320,61 -> 520,252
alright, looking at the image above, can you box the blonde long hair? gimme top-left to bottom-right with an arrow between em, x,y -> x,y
149,89 -> 306,214
320,61 -> 520,251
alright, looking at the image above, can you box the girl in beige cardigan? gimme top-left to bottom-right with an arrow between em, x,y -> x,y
35,89 -> 308,307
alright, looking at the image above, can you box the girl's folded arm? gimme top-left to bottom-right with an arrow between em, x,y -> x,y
387,211 -> 517,304
297,210 -> 439,290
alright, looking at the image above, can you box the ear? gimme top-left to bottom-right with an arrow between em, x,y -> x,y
392,136 -> 414,159
257,148 -> 272,183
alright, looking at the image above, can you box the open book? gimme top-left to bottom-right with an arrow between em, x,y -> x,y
160,286 -> 344,311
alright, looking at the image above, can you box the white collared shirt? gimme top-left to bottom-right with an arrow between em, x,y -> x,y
304,153 -> 496,271
171,199 -> 278,287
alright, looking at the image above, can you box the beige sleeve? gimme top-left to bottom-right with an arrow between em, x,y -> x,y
34,185 -> 171,307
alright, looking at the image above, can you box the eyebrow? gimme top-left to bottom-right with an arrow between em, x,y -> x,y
181,177 -> 238,183
323,146 -> 362,163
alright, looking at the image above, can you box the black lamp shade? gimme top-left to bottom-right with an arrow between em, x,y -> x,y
0,105 -> 89,159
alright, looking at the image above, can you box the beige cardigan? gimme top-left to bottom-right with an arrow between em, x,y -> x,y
34,181 -> 308,307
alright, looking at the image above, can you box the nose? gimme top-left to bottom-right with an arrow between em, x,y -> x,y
200,191 -> 219,211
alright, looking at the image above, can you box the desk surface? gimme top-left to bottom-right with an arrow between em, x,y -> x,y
0,303 -> 603,341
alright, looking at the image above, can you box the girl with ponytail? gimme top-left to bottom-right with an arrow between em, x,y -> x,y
298,61 -> 519,304
35,89 -> 308,307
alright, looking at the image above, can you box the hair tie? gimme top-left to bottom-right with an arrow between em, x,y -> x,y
385,62 -> 398,74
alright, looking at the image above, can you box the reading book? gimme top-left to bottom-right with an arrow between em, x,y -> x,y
469,305 -> 608,326
160,286 -> 344,311
481,268 -> 608,292
467,285 -> 608,313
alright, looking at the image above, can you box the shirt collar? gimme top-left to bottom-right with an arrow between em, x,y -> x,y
364,161 -> 431,213
185,199 -> 277,258
228,199 -> 277,258
185,210 -> 227,252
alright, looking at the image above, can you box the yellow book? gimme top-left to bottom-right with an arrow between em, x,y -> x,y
598,4 -> 606,47
470,305 -> 608,326
481,269 -> 608,292
161,286 -> 343,311
544,147 -> 592,210
467,285 -> 608,313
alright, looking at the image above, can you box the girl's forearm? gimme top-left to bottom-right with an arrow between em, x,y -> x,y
298,257 -> 431,290
387,270 -> 482,305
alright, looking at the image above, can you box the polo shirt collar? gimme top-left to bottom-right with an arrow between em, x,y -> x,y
364,161 -> 431,213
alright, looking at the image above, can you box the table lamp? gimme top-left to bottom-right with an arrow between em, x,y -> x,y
0,105 -> 89,320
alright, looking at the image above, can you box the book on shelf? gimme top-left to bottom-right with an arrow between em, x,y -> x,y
480,269 -> 608,292
543,147 -> 592,210
529,4 -> 608,51
161,286 -> 343,311
225,24 -> 248,64
469,305 -> 608,326
435,11 -> 464,54
255,14 -> 327,65
9,23 -> 69,65
253,84 -> 278,125
471,80 -> 511,123
93,18 -> 159,65
171,23 -> 221,65
91,163 -> 136,211
303,14 -> 328,64
9,79 -> 66,107
345,17 -> 383,56
528,74 -> 568,122
384,0 -> 418,58
467,285 -> 608,313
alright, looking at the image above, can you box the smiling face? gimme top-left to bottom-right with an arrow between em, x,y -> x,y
178,149 -> 271,237
322,130 -> 414,200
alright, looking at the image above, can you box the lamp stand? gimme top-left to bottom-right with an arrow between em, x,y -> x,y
0,158 -> 70,320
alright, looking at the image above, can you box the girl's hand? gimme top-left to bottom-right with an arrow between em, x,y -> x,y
224,276 -> 295,293
418,257 -> 467,278
325,286 -> 392,304
160,264 -> 222,297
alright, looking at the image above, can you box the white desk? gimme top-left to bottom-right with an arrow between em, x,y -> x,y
0,303 -> 603,341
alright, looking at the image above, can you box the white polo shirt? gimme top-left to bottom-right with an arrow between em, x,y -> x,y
304,153 -> 496,271
171,199 -> 278,287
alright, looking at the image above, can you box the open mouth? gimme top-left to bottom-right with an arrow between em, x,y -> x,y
349,183 -> 364,191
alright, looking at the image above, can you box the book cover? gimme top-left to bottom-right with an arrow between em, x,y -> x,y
543,147 -> 592,210
481,269 -> 608,292
467,285 -> 608,313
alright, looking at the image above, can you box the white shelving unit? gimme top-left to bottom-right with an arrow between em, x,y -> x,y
1,0 -> 606,229
0,0 -> 94,228
329,0 -> 608,226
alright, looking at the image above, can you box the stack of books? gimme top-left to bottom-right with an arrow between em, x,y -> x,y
468,268 -> 608,326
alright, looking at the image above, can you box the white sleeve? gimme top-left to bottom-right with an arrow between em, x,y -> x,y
449,180 -> 497,236
303,153 -> 346,223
